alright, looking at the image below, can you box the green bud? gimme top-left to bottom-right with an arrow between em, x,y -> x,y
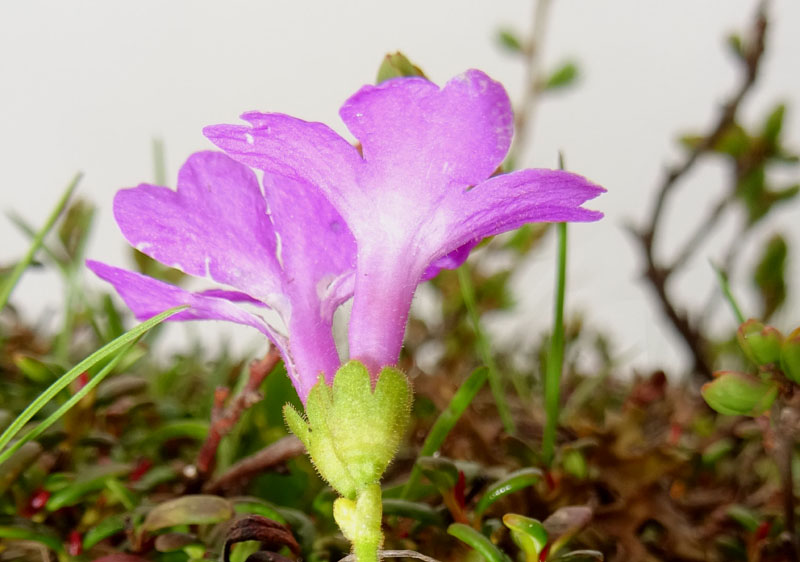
503,513 -> 548,558
283,360 -> 412,498
781,327 -> 800,383
701,371 -> 777,417
333,483 -> 383,558
737,319 -> 783,366
376,52 -> 427,84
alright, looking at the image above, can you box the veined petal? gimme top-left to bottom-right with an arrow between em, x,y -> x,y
262,173 -> 357,397
430,169 -> 605,263
263,172 -> 356,312
114,151 -> 282,302
339,69 -> 513,194
86,260 -> 284,344
203,114 -> 363,220
84,260 -> 337,398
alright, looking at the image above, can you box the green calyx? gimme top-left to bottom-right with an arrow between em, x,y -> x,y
283,360 -> 412,499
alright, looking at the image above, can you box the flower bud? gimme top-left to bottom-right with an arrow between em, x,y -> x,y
701,371 -> 777,417
737,319 -> 783,366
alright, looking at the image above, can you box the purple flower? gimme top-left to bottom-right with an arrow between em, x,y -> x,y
205,69 -> 604,374
88,151 -> 356,401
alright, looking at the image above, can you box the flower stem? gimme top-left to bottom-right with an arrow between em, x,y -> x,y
334,484 -> 384,562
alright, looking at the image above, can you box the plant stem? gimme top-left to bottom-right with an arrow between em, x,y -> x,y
777,401 -> 799,559
507,0 -> 553,166
334,484 -> 383,562
542,223 -> 567,466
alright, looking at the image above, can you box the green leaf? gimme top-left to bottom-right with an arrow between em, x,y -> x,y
761,103 -> 785,146
83,514 -> 127,549
142,495 -> 234,532
727,504 -> 762,533
148,419 -> 210,445
0,518 -> 64,553
726,33 -> 745,59
543,505 -> 593,555
544,61 -> 579,91
562,447 -> 589,479
448,523 -> 511,562
701,438 -> 735,466
474,467 -> 543,518
233,498 -> 287,525
701,371 -> 778,417
376,52 -> 427,84
46,463 -> 131,510
781,327 -> 800,384
382,498 -> 444,527
497,29 -> 523,53
753,235 -> 787,321
12,354 -> 59,384
0,172 -> 81,311
503,513 -> 548,559
417,456 -> 460,491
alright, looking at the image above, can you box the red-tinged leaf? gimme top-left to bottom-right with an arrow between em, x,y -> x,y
454,470 -> 466,510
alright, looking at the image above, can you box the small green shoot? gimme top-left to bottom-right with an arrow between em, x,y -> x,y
542,221 -> 568,466
458,265 -> 516,435
0,172 -> 81,312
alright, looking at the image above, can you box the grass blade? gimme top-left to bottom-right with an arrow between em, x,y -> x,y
0,305 -> 186,456
0,342 -> 133,466
0,172 -> 81,311
402,367 -> 487,499
542,222 -> 568,466
458,265 -> 516,435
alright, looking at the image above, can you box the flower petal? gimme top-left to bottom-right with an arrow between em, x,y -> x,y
347,169 -> 603,373
203,114 -> 362,220
263,172 -> 356,310
339,69 -> 513,193
86,260 -> 283,342
113,151 -> 282,302
421,242 -> 477,281
261,173 -> 357,396
430,169 -> 605,263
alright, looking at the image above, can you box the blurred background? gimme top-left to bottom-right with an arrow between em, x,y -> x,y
1,0 -> 798,377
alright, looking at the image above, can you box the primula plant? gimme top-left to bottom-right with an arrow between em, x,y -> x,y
4,6 -> 798,562
89,69 -> 603,560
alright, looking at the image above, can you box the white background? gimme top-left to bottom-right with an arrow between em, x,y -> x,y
1,1 -> 798,376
